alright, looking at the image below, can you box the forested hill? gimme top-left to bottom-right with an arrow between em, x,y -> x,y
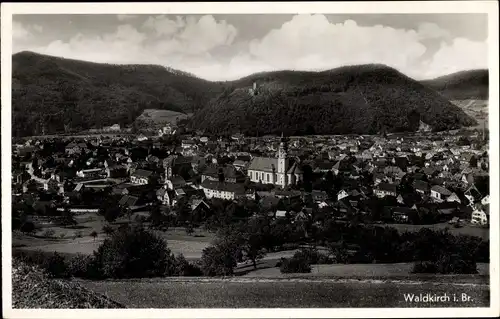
421,69 -> 489,100
192,64 -> 477,136
12,52 -> 478,137
12,51 -> 225,137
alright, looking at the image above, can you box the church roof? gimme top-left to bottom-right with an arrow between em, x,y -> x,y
248,157 -> 279,173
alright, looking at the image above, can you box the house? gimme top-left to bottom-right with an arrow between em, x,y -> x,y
181,140 -> 197,149
76,168 -> 105,179
274,210 -> 288,219
130,169 -> 155,185
65,142 -> 82,155
137,134 -> 148,142
430,185 -> 453,202
112,183 -> 131,196
373,183 -> 398,198
247,135 -> 303,188
337,189 -> 349,201
412,180 -> 429,195
446,192 -> 461,204
233,159 -> 248,171
471,204 -> 489,225
391,207 -> 416,223
200,180 -> 246,200
274,189 -> 302,199
104,124 -> 120,132
163,155 -> 193,179
201,165 -> 242,183
106,164 -> 128,178
118,195 -> 139,207
190,198 -> 212,222
12,170 -> 31,185
311,190 -> 328,203
165,175 -> 186,190
156,187 -> 174,206
313,160 -> 333,173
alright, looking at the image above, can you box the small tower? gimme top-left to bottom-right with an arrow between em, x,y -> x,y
277,133 -> 288,188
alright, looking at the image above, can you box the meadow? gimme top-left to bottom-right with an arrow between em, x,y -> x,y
76,277 -> 490,308
13,212 -> 214,259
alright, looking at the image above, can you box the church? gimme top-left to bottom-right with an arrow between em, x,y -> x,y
247,134 -> 303,188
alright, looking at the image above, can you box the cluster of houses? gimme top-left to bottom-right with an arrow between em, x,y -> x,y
11,129 -> 490,227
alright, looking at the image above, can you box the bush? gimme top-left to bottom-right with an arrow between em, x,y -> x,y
12,250 -> 69,278
102,225 -> 114,236
167,254 -> 203,277
42,229 -> 56,238
412,261 -> 439,274
44,252 -> 70,278
20,221 -> 35,234
412,255 -> 478,275
93,226 -> 174,279
67,254 -> 102,279
200,243 -> 238,276
279,255 -> 312,274
294,249 -> 333,265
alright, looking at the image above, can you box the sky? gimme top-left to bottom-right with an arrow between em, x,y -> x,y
12,13 -> 488,81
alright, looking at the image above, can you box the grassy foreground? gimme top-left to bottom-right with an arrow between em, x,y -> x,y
12,260 -> 124,309
77,277 -> 490,308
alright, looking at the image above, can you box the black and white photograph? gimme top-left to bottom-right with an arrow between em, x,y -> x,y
1,2 -> 499,318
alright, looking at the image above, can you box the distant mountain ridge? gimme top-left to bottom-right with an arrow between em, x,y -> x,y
421,69 -> 488,100
12,52 -> 478,137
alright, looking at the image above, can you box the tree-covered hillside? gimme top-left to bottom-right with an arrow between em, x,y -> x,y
192,64 -> 477,136
12,51 -> 225,136
421,69 -> 488,100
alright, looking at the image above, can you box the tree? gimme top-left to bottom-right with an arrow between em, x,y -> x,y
61,207 -> 77,226
42,229 -> 56,238
93,226 -> 175,278
150,204 -> 171,230
122,205 -> 133,222
469,156 -> 478,168
102,225 -> 114,236
279,255 -> 312,274
216,218 -> 269,269
185,223 -> 194,236
200,242 -> 238,276
20,221 -> 35,235
90,230 -> 98,241
104,205 -> 121,223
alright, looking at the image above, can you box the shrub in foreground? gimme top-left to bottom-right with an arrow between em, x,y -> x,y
12,259 -> 124,308
294,249 -> 333,265
67,254 -> 103,279
279,255 -> 312,274
200,243 -> 238,276
93,226 -> 174,278
13,250 -> 70,279
412,255 -> 478,275
167,254 -> 203,277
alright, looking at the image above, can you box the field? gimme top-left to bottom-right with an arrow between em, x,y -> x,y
134,109 -> 191,128
13,212 -> 215,259
244,263 -> 490,278
76,277 -> 490,308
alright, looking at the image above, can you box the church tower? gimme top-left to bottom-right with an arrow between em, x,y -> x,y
277,133 -> 288,188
